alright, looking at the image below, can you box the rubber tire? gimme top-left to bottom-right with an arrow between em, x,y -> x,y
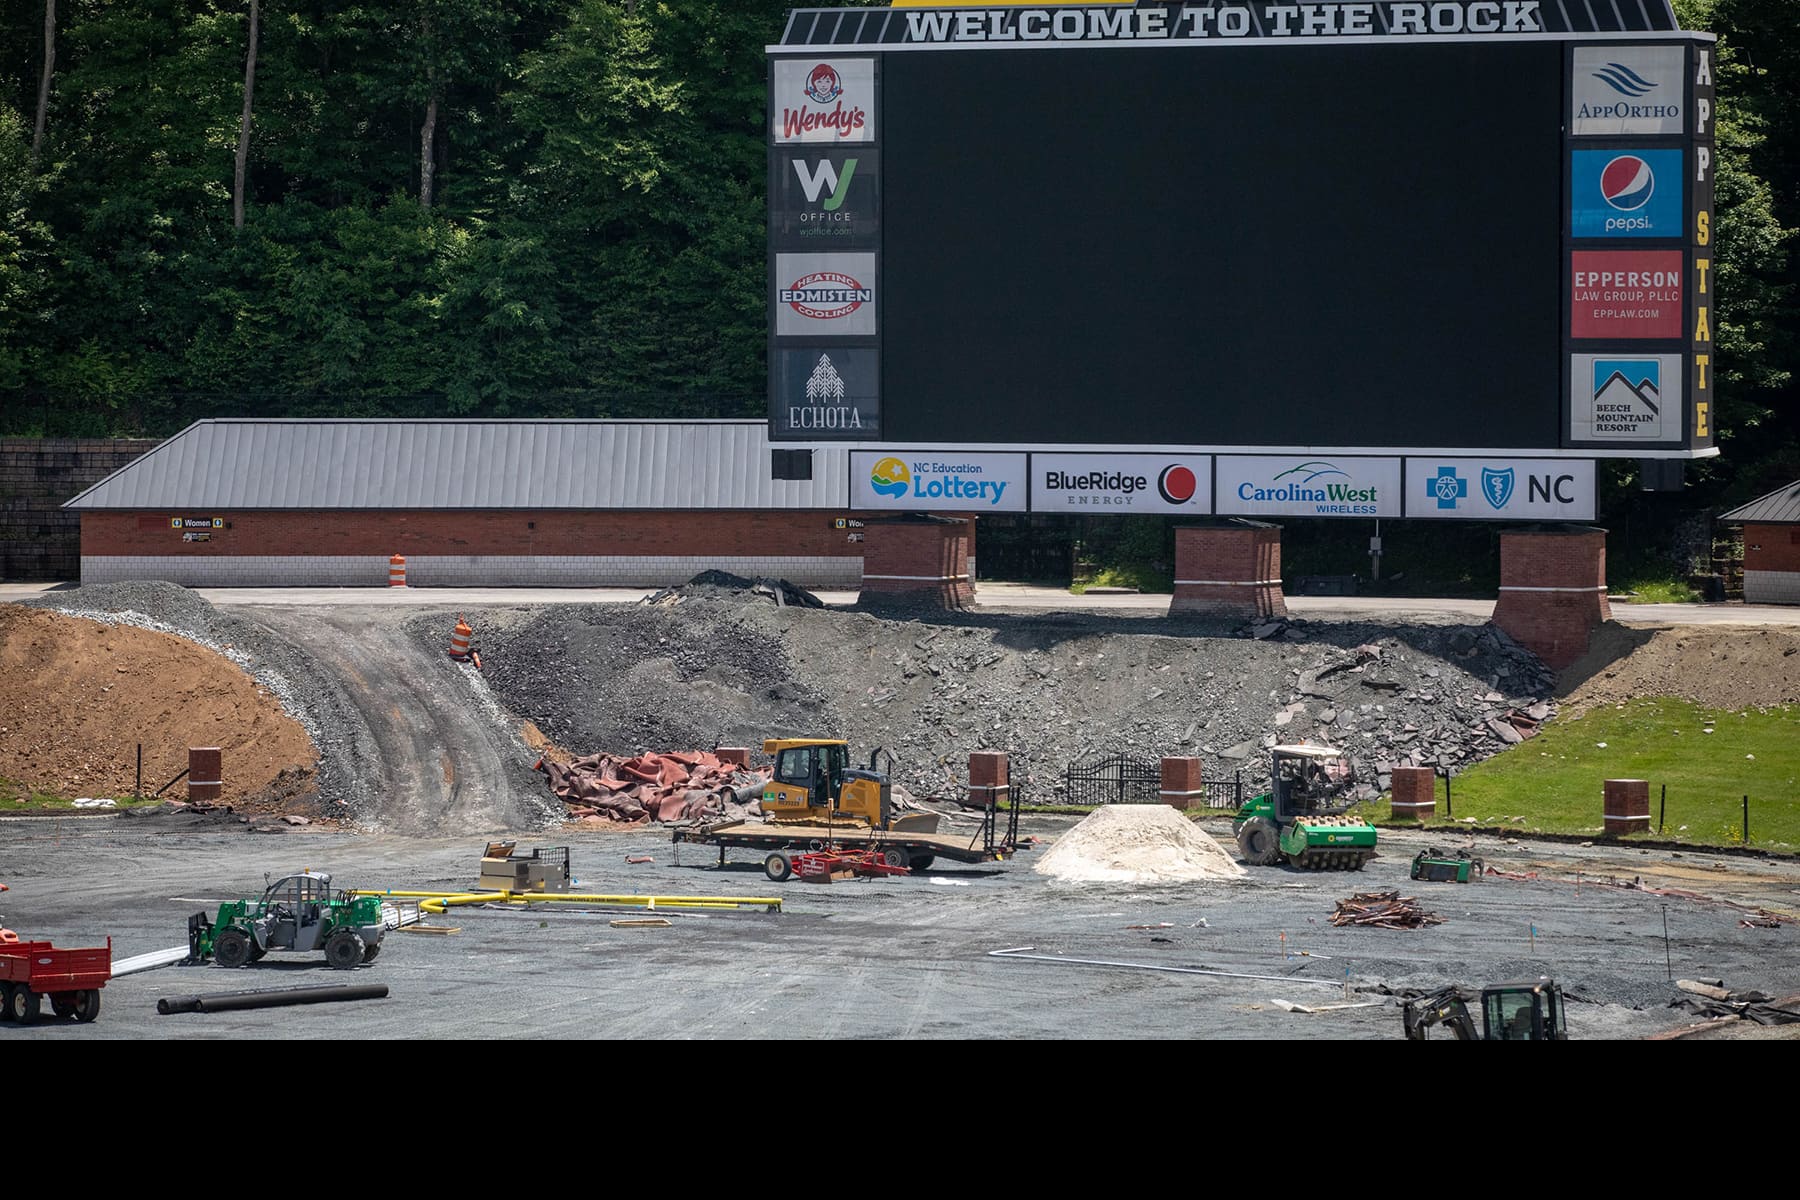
324,930 -> 365,970
361,942 -> 382,964
214,928 -> 254,968
72,989 -> 101,1023
9,985 -> 41,1024
881,846 -> 910,870
1237,817 -> 1283,867
51,995 -> 76,1019
764,852 -> 794,883
0,982 -> 14,1022
908,855 -> 935,872
246,942 -> 267,962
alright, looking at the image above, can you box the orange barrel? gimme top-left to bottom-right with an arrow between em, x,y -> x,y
388,553 -> 407,587
449,616 -> 473,659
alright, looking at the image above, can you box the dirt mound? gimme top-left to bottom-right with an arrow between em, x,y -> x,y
0,605 -> 318,808
1562,624 -> 1800,712
468,594 -> 1553,802
1034,806 -> 1247,883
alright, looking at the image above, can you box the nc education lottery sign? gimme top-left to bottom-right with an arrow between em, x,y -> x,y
850,451 -> 1029,512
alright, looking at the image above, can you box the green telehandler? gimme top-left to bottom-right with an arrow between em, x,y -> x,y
1233,744 -> 1378,871
188,871 -> 386,969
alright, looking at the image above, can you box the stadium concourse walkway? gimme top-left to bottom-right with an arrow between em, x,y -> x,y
2,580 -> 1799,626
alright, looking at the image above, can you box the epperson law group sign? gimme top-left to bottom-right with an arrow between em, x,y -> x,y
1215,457 -> 1402,518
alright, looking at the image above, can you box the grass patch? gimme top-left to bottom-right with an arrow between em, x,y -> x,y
0,776 -> 161,813
1070,566 -> 1171,595
1384,699 -> 1800,850
1609,553 -> 1701,604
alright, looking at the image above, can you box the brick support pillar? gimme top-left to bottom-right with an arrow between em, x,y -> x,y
860,516 -> 974,608
189,747 -> 223,804
1492,527 -> 1611,670
1170,523 -> 1286,619
1158,756 -> 1204,810
1389,766 -> 1437,822
1602,778 -> 1651,836
968,750 -> 1010,810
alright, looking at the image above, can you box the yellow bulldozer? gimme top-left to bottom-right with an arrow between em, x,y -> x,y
759,739 -> 937,833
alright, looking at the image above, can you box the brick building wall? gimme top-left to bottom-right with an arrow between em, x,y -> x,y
0,439 -> 161,580
79,509 -> 977,588
1742,523 -> 1800,604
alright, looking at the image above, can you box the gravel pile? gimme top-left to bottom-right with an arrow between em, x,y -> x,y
1034,805 -> 1246,883
465,589 -> 1556,803
18,583 -> 382,820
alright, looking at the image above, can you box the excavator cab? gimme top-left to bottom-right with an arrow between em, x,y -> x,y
1403,977 -> 1568,1040
761,739 -> 895,829
1482,979 -> 1567,1041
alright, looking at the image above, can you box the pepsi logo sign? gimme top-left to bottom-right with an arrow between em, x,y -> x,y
1600,155 -> 1655,212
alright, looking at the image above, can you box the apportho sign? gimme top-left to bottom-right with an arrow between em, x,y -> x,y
1215,457 -> 1402,517
1571,46 -> 1685,135
1031,454 -> 1211,514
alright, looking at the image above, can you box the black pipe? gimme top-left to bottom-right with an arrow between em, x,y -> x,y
157,984 -> 388,1015
1659,783 -> 1666,834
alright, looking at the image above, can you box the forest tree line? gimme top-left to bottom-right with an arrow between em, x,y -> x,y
0,0 -> 1795,509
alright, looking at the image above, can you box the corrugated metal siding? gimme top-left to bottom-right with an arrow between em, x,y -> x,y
66,420 -> 852,511
1720,481 -> 1800,526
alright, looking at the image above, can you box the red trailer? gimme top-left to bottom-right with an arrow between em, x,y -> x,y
1,939 -> 111,1024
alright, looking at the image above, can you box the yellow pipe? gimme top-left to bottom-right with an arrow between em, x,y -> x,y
354,889 -> 781,912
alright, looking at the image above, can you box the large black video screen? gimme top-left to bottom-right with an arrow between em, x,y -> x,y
879,42 -> 1564,448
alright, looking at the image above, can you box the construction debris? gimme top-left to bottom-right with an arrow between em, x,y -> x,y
609,918 -> 673,928
536,750 -> 771,824
1331,890 -> 1444,929
1668,985 -> 1800,1025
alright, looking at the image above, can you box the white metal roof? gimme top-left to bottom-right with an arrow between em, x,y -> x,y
65,420 -> 851,511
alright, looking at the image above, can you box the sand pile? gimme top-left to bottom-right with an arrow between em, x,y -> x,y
1034,806 -> 1247,883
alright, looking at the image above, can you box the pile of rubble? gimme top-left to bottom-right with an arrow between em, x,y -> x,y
641,571 -> 824,610
1331,890 -> 1444,929
535,749 -> 769,825
469,587 -> 1558,804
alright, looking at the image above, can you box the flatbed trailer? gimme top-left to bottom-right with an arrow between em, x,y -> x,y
673,800 -> 1020,882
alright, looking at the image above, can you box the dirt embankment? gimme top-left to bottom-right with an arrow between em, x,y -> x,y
0,605 -> 318,809
1562,624 -> 1800,713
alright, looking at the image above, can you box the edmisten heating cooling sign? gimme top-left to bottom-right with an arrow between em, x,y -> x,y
768,2 -> 1717,507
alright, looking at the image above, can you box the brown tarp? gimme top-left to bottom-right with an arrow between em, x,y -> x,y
536,750 -> 772,825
